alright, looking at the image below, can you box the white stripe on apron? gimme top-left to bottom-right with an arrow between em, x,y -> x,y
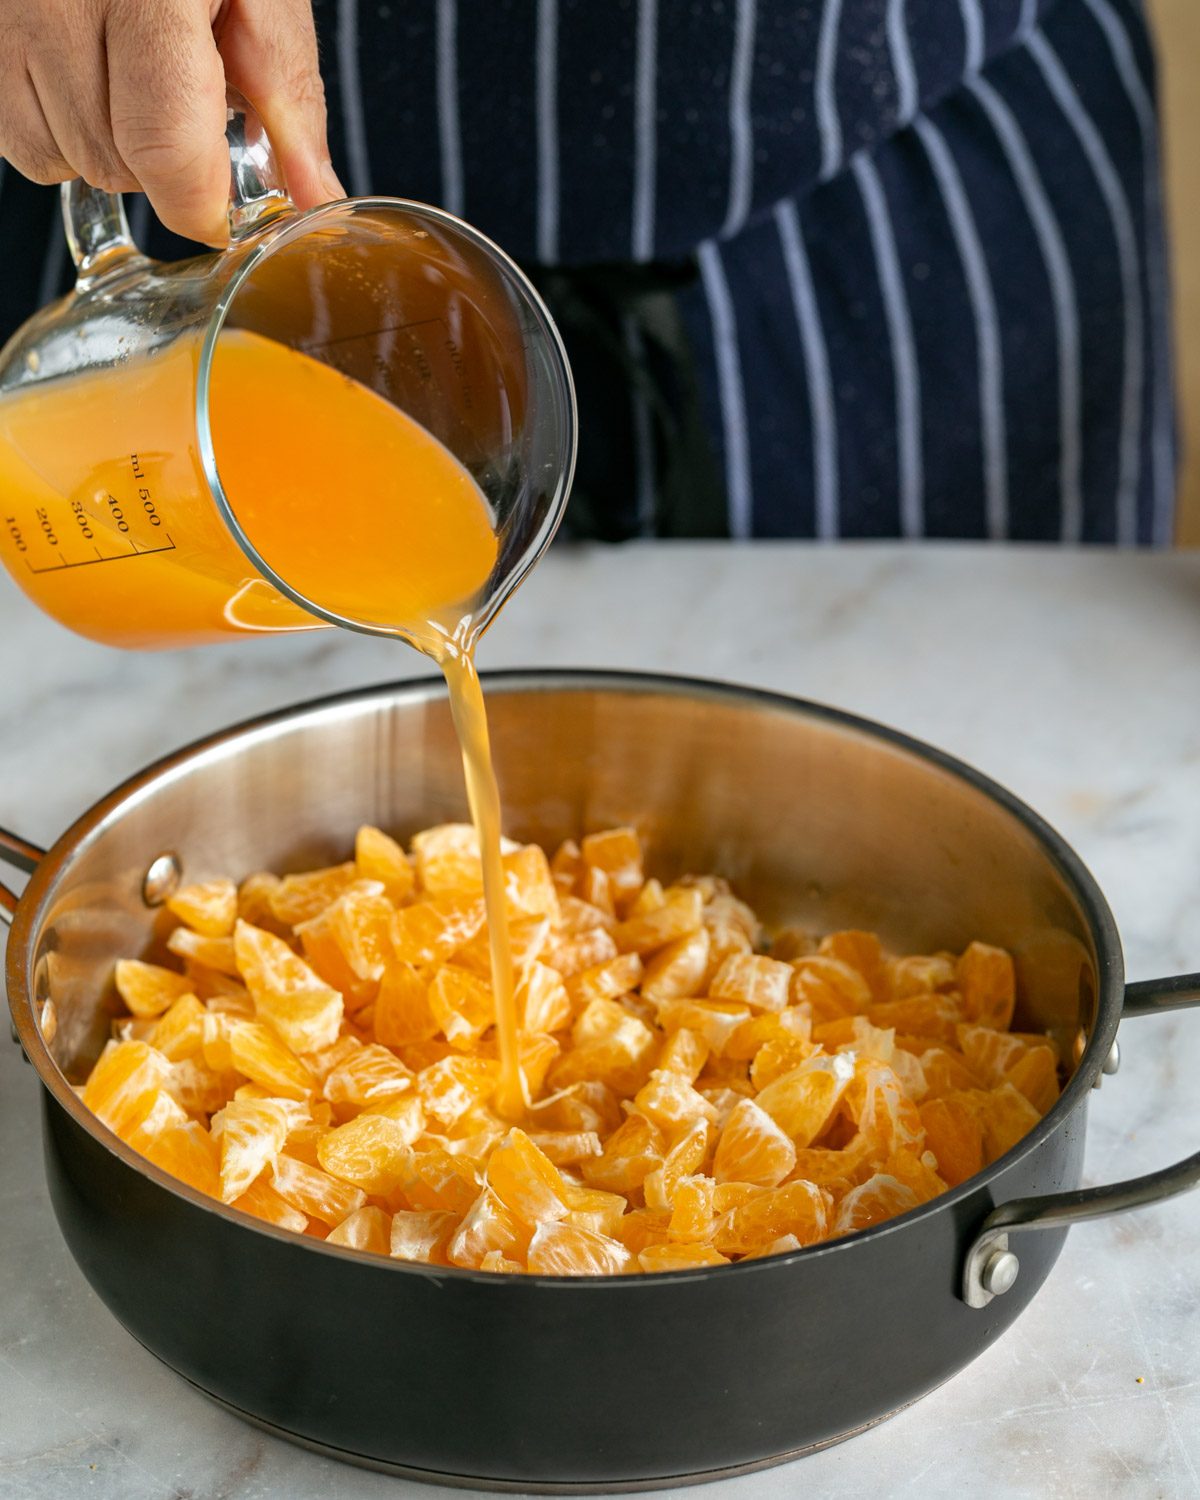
852,152 -> 924,539
915,116 -> 1009,539
632,0 -> 658,262
536,0 -> 560,264
436,0 -> 465,217
337,0 -> 372,196
698,239 -> 753,539
721,0 -> 757,240
1028,29 -> 1144,546
774,198 -> 840,540
816,0 -> 845,182
967,74 -> 1083,543
958,0 -> 985,75
1082,0 -> 1175,542
889,0 -> 919,127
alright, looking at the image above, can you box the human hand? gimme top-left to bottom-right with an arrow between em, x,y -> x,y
0,0 -> 343,246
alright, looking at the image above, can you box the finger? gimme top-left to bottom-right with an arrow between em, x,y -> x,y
215,0 -> 343,210
27,24 -> 139,193
107,0 -> 231,244
0,67 -> 75,185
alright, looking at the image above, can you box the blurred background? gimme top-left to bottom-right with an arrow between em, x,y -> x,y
1148,0 -> 1200,543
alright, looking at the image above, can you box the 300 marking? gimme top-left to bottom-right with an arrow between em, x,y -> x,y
71,500 -> 95,541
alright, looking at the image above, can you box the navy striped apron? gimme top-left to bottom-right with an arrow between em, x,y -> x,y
0,0 -> 1175,543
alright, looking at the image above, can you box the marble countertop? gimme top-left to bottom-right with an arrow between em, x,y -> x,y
2,542 -> 1199,1500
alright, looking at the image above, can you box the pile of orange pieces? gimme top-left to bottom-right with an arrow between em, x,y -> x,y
81,824 -> 1060,1275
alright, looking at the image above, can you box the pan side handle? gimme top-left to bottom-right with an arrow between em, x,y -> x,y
0,826 -> 45,927
962,977 -> 1200,1307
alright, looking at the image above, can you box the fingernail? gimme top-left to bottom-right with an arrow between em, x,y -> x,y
321,162 -> 347,201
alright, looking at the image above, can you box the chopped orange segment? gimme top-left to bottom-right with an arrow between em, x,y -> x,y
355,825 -> 415,904
888,954 -> 957,998
833,1173 -> 920,1235
957,942 -> 1016,1030
268,862 -> 358,926
790,956 -> 872,1017
82,1040 -> 172,1136
614,889 -> 703,955
323,1043 -> 413,1110
713,1179 -> 830,1254
212,1097 -> 301,1203
515,962 -> 572,1035
656,998 -> 752,1053
487,1128 -> 571,1224
658,1027 -> 710,1083
976,1083 -> 1043,1164
271,1152 -> 367,1226
527,1220 -> 634,1275
114,960 -> 193,1019
447,1188 -> 532,1269
667,1176 -> 716,1242
234,921 -> 344,1054
581,1113 -> 665,1195
580,828 -> 644,907
150,994 -> 206,1062
166,930 -> 241,976
638,1243 -> 730,1273
528,1130 -> 602,1165
713,1099 -> 797,1187
375,963 -> 439,1048
640,929 -> 710,1003
327,1204 -> 392,1254
710,953 -> 792,1013
567,953 -> 645,1008
543,926 -> 619,978
390,1209 -> 457,1264
167,878 -> 238,938
429,964 -> 495,1049
819,931 -> 888,1003
317,1110 -> 422,1195
390,893 -> 486,966
919,1095 -> 984,1187
754,1053 -> 855,1146
1005,1046 -> 1060,1114
229,1019 -> 314,1101
232,1175 -> 309,1233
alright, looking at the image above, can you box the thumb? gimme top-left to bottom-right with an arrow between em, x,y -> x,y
215,0 -> 344,209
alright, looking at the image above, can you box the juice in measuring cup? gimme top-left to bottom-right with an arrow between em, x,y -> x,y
0,330 -> 499,648
0,327 -> 530,1116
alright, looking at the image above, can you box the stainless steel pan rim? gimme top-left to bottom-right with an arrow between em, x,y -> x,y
0,667 -> 1164,1292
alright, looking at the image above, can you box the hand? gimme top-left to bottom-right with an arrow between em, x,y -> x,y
0,0 -> 344,246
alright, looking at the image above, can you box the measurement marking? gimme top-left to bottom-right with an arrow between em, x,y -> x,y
25,537 -> 177,574
296,316 -> 446,354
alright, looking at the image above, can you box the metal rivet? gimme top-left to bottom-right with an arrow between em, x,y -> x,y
1102,1040 -> 1121,1077
981,1248 -> 1020,1298
142,852 -> 182,906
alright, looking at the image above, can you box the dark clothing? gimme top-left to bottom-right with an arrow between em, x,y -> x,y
0,0 -> 1175,541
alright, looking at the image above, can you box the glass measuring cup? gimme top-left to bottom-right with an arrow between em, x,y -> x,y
0,95 -> 576,650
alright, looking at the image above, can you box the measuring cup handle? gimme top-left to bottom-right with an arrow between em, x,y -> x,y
60,85 -> 293,283
62,181 -> 137,283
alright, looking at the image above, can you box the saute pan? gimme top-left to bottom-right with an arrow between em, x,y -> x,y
4,672 -> 1199,1490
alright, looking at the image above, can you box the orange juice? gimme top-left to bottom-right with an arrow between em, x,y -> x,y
0,328 -> 526,1116
0,329 -> 498,647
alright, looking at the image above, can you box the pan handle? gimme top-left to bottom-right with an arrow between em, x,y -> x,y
962,974 -> 1200,1308
0,825 -> 45,927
